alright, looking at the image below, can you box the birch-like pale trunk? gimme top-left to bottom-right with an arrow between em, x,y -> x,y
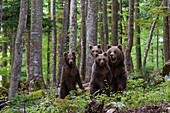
69,0 -> 77,52
51,0 -> 57,86
9,0 -> 28,99
85,0 -> 98,82
29,0 -> 44,92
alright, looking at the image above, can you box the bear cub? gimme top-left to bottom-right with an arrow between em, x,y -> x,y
89,44 -> 103,57
60,51 -> 84,99
90,52 -> 112,95
107,44 -> 127,92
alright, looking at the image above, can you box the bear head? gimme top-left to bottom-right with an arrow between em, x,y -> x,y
94,52 -> 108,67
107,44 -> 123,64
89,44 -> 103,57
63,51 -> 76,67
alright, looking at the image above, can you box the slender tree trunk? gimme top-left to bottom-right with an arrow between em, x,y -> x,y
120,0 -> 123,44
98,0 -> 104,47
135,0 -> 142,70
69,0 -> 77,52
2,29 -> 7,87
25,29 -> 30,82
102,0 -> 108,51
125,0 -> 134,73
0,0 -> 2,33
57,0 -> 63,54
51,0 -> 57,86
56,0 -> 70,87
143,3 -> 163,67
10,30 -> 16,69
80,0 -> 86,81
168,0 -> 170,58
8,0 -> 28,99
29,0 -> 44,93
111,0 -> 119,45
163,0 -> 169,62
157,28 -> 159,68
85,0 -> 98,82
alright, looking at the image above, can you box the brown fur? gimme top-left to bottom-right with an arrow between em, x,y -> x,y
107,44 -> 127,92
89,44 -> 103,57
60,51 -> 84,99
90,53 -> 111,95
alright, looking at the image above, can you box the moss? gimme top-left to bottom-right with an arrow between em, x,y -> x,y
33,80 -> 47,91
30,90 -> 45,98
53,98 -> 79,112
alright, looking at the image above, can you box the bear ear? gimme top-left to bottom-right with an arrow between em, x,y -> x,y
89,46 -> 93,50
72,51 -> 76,56
63,52 -> 67,58
97,44 -> 101,48
103,52 -> 107,57
107,44 -> 111,49
94,54 -> 99,58
118,44 -> 122,51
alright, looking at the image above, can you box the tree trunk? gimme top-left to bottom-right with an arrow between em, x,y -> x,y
25,29 -> 30,82
98,0 -> 104,48
168,0 -> 170,59
157,28 -> 159,68
143,3 -> 163,67
8,0 -> 28,99
102,0 -> 108,51
69,0 -> 77,52
135,0 -> 142,70
80,0 -> 87,81
85,0 -> 98,82
120,0 -> 123,44
57,0 -> 63,54
163,0 -> 169,62
125,0 -> 134,73
0,0 -> 2,33
2,29 -> 7,87
56,0 -> 70,88
46,1 -> 51,87
111,0 -> 118,46
29,0 -> 44,93
51,0 -> 57,86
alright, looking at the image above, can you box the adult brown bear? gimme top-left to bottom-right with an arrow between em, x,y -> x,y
60,51 -> 84,99
107,44 -> 127,92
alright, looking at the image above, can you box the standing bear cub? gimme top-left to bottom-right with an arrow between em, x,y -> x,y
60,51 -> 84,99
90,52 -> 112,95
107,44 -> 127,92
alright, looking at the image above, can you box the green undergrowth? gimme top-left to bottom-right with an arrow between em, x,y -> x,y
1,70 -> 169,112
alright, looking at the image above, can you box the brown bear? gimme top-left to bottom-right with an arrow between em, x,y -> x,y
89,44 -> 103,57
90,52 -> 112,96
60,51 -> 84,99
107,44 -> 127,92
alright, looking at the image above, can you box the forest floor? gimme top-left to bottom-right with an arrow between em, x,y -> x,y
0,68 -> 170,113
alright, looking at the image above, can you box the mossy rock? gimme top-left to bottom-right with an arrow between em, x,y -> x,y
162,60 -> 170,76
53,98 -> 79,112
30,90 -> 45,97
33,80 -> 47,91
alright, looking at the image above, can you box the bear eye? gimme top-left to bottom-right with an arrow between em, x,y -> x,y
114,51 -> 117,53
98,59 -> 101,61
92,50 -> 94,53
96,50 -> 98,52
